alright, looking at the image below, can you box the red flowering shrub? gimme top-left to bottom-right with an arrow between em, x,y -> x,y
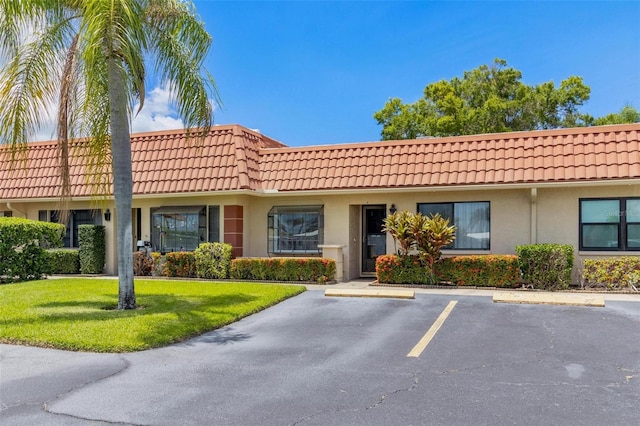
376,254 -> 433,284
163,252 -> 197,278
436,255 -> 520,287
230,257 -> 336,283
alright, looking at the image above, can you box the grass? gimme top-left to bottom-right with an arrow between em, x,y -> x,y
0,278 -> 305,352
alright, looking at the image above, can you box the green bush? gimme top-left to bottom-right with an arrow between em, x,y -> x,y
194,242 -> 233,279
133,251 -> 154,276
163,252 -> 197,278
376,254 -> 433,284
0,217 -> 64,282
582,257 -> 640,290
78,225 -> 105,274
436,255 -> 520,287
230,258 -> 336,283
516,244 -> 574,290
46,249 -> 80,274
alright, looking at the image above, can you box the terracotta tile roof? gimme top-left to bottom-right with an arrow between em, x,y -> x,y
259,124 -> 640,191
1,123 -> 639,201
0,125 -> 285,200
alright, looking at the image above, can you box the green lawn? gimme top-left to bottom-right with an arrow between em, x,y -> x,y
0,278 -> 305,352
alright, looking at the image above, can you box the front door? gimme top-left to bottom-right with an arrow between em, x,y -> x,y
362,205 -> 387,275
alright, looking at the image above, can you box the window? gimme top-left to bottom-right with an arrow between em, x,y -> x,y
39,209 -> 101,247
151,206 -> 207,253
0,211 -> 12,217
417,201 -> 490,250
580,198 -> 640,251
268,205 -> 324,255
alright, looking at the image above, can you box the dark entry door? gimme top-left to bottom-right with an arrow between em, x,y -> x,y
362,205 -> 387,274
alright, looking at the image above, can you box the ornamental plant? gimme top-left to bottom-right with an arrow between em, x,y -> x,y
382,211 -> 456,284
515,244 -> 574,290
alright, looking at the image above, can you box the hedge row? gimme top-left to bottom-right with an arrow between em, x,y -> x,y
0,217 -> 64,282
230,257 -> 336,283
46,249 -> 80,274
437,255 -> 520,288
376,254 -> 520,287
582,256 -> 640,290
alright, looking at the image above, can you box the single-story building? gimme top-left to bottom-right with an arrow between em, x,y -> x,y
1,123 -> 639,281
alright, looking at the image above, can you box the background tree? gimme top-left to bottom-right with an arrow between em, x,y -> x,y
0,0 -> 218,309
374,58 -> 635,140
593,105 -> 640,126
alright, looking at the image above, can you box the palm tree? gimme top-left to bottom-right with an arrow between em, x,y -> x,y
0,0 -> 217,309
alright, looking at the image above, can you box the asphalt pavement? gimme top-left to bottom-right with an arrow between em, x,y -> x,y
1,284 -> 639,425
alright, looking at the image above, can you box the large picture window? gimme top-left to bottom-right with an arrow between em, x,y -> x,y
268,205 -> 324,255
417,201 -> 490,250
580,198 -> 640,251
151,206 -> 207,253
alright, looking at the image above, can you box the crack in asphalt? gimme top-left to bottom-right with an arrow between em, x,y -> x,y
39,355 -> 143,425
290,373 -> 420,426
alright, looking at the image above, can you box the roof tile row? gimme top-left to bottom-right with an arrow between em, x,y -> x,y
1,123 -> 639,200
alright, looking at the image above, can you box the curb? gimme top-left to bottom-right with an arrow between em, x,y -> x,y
325,288 -> 415,299
492,291 -> 605,307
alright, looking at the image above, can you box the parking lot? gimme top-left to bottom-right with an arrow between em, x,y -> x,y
2,290 -> 639,425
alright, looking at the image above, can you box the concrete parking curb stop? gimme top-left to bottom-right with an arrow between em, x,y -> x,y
325,288 -> 415,299
492,291 -> 606,307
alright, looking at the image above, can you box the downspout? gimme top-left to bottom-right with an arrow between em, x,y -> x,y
530,188 -> 537,244
6,202 -> 26,218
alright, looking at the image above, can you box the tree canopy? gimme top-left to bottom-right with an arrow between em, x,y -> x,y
0,0 -> 217,309
374,59 -> 638,140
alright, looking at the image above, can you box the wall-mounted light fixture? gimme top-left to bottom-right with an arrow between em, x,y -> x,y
389,204 -> 397,214
104,209 -> 111,221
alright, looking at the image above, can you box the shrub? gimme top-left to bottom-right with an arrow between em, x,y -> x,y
163,252 -> 196,278
230,258 -> 336,283
150,252 -> 164,276
436,255 -> 520,287
582,257 -> 640,291
376,254 -> 433,285
133,251 -> 154,276
383,210 -> 455,283
516,244 -> 574,290
78,225 -> 105,274
46,249 -> 80,274
194,242 -> 233,279
0,217 -> 64,282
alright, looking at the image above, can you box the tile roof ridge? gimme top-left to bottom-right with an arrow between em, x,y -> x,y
259,123 -> 640,153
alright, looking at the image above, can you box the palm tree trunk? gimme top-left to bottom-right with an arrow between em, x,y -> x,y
107,58 -> 136,310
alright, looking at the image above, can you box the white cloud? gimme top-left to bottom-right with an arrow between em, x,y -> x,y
131,85 -> 184,133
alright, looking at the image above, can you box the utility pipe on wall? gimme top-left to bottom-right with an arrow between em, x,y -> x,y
530,188 -> 537,244
6,202 -> 26,218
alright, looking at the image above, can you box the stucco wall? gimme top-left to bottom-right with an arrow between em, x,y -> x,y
5,181 -> 639,282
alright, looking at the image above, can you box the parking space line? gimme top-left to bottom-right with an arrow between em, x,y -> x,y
407,300 -> 458,358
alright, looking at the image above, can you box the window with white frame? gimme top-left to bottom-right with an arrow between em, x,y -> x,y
268,205 -> 324,255
417,201 -> 490,250
580,198 -> 640,251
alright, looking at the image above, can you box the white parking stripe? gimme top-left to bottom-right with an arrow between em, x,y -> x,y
407,300 -> 458,358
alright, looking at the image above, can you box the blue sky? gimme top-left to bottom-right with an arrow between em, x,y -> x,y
185,1 -> 639,147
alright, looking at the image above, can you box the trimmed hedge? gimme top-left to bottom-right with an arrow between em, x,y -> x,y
78,225 -> 105,274
230,258 -> 336,283
46,249 -> 80,274
0,217 -> 64,282
194,242 -> 233,279
582,257 -> 640,291
436,255 -> 520,287
162,252 -> 197,278
376,254 -> 433,284
377,254 -> 521,287
516,244 -> 574,290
